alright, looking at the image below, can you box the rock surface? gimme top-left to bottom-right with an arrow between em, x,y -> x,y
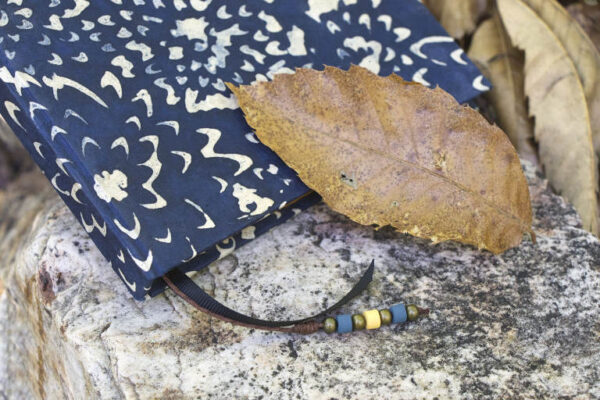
1,162 -> 599,400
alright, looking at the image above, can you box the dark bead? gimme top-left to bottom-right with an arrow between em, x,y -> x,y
406,304 -> 419,321
352,314 -> 366,330
323,317 -> 337,334
379,309 -> 392,325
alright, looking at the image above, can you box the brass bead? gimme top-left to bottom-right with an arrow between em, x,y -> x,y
406,304 -> 419,321
379,309 -> 392,325
323,317 -> 337,334
352,314 -> 366,330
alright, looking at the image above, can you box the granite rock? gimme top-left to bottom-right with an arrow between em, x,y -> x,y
1,162 -> 599,400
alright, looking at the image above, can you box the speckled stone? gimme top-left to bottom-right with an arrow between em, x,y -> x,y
1,161 -> 599,400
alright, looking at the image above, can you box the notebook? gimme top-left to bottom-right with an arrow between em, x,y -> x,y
0,0 -> 488,299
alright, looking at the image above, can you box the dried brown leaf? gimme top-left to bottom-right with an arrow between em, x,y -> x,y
498,0 -> 599,235
521,0 -> 600,155
228,66 -> 533,254
567,3 -> 600,52
468,15 -> 537,163
423,0 -> 490,39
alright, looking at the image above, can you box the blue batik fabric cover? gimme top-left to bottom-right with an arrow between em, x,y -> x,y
0,0 -> 489,300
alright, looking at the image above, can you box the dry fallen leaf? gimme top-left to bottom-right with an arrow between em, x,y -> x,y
521,0 -> 600,155
228,66 -> 533,254
498,0 -> 599,235
424,0 -> 490,39
567,2 -> 600,52
468,15 -> 537,163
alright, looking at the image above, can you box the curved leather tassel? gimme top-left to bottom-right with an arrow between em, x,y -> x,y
164,260 -> 375,334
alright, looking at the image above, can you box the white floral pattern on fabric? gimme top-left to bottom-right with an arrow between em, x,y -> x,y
94,169 -> 128,203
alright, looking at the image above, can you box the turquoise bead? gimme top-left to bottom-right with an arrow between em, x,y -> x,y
390,303 -> 407,324
336,314 -> 353,334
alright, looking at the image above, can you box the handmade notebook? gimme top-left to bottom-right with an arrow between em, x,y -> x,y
0,0 -> 488,301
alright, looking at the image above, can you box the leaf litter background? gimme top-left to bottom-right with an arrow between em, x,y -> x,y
417,0 -> 600,239
424,0 -> 600,238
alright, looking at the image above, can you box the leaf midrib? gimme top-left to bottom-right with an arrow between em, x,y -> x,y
271,111 -> 530,230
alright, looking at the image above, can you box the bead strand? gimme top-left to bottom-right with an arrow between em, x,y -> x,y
322,303 -> 429,334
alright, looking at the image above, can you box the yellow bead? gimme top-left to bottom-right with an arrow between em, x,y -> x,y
362,309 -> 382,330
